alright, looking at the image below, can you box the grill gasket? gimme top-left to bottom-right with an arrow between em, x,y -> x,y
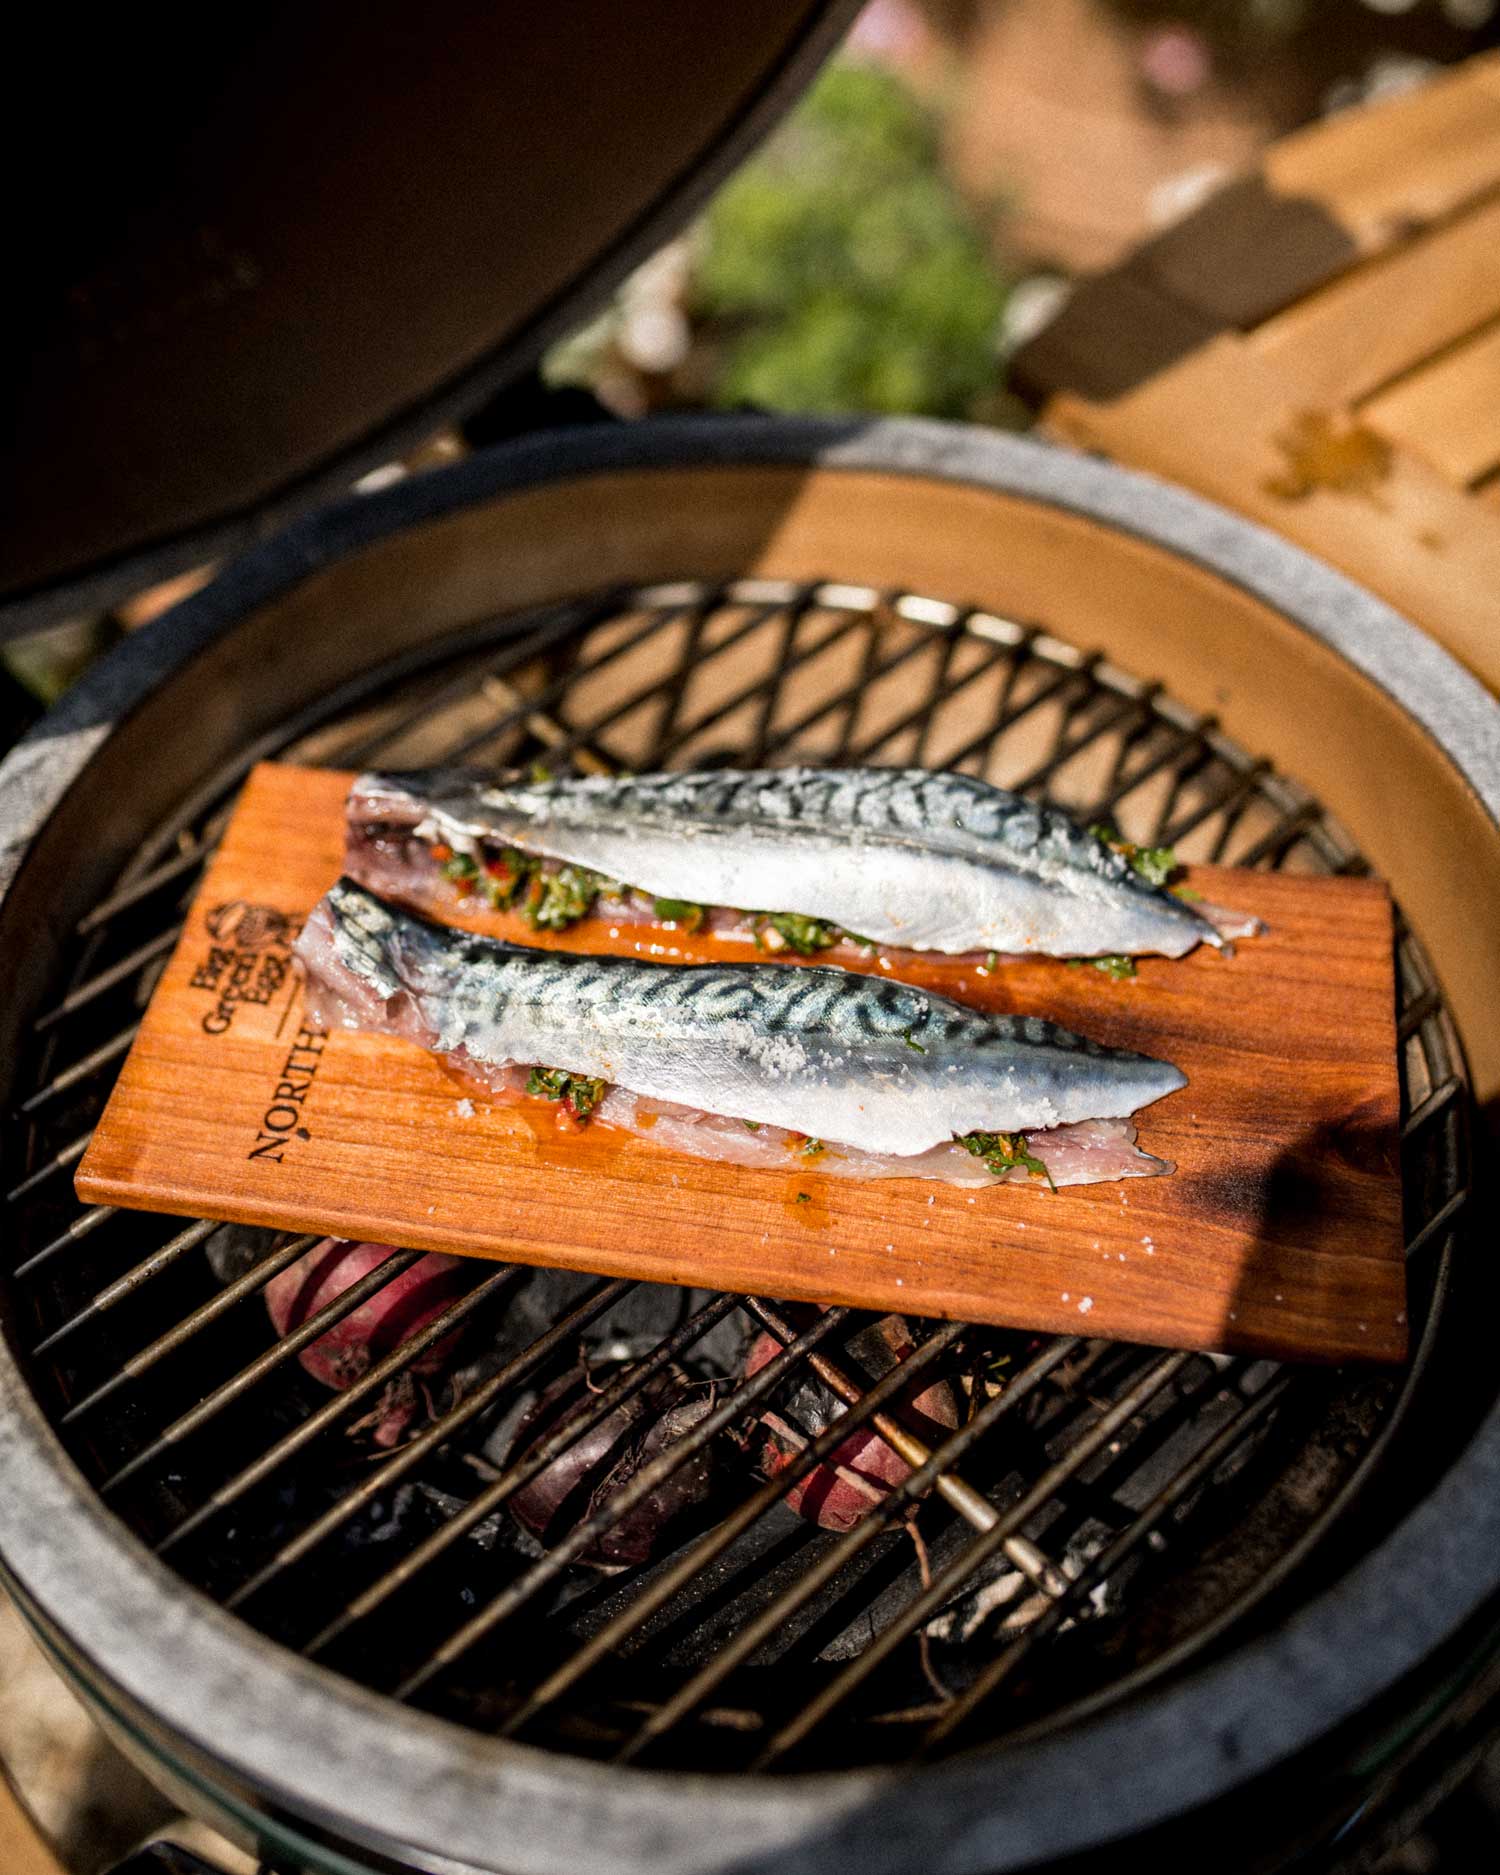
3,574 -> 1468,1777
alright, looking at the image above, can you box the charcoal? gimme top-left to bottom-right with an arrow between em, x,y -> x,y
203,1222 -> 291,1285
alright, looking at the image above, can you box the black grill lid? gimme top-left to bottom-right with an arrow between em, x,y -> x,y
3,1 -> 854,635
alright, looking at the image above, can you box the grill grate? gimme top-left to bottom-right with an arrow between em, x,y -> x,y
4,578 -> 1470,1773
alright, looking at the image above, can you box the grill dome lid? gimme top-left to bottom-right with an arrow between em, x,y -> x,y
2,1 -> 854,635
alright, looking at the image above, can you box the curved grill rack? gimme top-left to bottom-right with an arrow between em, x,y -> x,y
4,578 -> 1471,1773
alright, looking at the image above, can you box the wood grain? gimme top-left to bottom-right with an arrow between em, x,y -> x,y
76,764 -> 1407,1364
1361,318 -> 1500,487
1264,54 -> 1500,254
1250,194 -> 1500,407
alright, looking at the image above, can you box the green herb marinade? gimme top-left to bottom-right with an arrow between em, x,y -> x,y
526,1067 -> 608,1121
958,1130 -> 1056,1190
1088,821 -> 1179,888
757,911 -> 843,954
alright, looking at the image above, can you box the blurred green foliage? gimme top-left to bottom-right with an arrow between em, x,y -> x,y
695,62 -> 1011,419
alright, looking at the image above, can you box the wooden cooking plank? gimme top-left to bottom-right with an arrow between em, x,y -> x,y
1251,194 -> 1500,407
1361,319 -> 1500,487
76,764 -> 1406,1365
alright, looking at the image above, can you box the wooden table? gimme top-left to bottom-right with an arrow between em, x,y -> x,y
1015,52 -> 1500,695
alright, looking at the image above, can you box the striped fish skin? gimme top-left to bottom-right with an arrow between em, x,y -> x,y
298,879 -> 1186,1158
349,766 -> 1222,958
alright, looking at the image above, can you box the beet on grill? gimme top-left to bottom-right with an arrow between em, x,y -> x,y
5,574 -> 1468,1779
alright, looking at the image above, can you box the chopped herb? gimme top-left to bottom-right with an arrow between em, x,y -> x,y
1067,953 -> 1137,978
899,1026 -> 927,1054
1172,883 -> 1203,902
793,1191 -> 812,1205
985,950 -> 999,972
958,1130 -> 1056,1191
526,1066 -> 607,1122
479,847 -> 535,909
742,1119 -> 762,1132
527,760 -> 554,784
1130,845 -> 1177,887
759,910 -> 842,954
567,1077 -> 606,1120
795,1135 -> 826,1160
524,864 -> 606,931
1092,954 -> 1137,980
1090,821 -> 1178,887
441,850 -> 480,884
653,896 -> 707,932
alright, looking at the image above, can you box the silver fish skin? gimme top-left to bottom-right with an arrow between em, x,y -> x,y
349,766 -> 1222,958
297,879 -> 1186,1157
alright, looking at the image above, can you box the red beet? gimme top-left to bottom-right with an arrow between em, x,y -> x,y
264,1239 -> 474,1444
508,1365 -> 717,1568
746,1315 -> 960,1533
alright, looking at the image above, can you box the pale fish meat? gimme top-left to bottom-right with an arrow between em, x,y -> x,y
296,879 -> 1187,1188
344,765 -> 1258,959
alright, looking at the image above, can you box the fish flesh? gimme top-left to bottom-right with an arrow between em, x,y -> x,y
296,878 -> 1186,1187
344,765 -> 1257,960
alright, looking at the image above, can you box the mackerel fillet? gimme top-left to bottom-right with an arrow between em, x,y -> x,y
346,766 -> 1250,959
297,878 -> 1187,1188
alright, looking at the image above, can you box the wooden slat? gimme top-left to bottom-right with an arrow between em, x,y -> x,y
1361,320 -> 1500,486
1009,269 -> 1222,406
1265,53 -> 1500,255
1128,174 -> 1362,330
1251,192 -> 1500,406
75,763 -> 1407,1366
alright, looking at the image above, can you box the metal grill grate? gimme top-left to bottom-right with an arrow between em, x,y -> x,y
4,578 -> 1470,1774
